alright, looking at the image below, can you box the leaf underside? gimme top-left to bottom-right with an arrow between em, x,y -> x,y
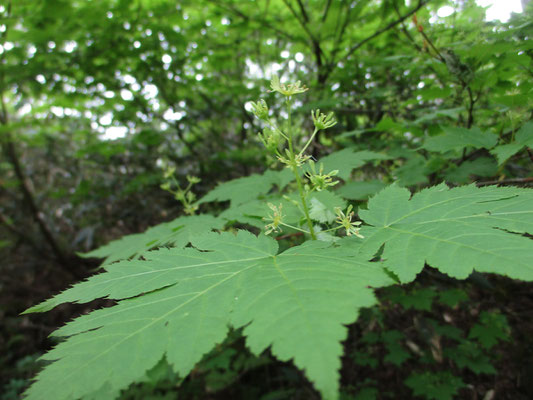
359,184 -> 533,283
24,232 -> 392,400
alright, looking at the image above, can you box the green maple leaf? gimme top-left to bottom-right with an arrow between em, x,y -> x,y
82,215 -> 224,265
423,126 -> 498,153
24,232 -> 393,400
405,371 -> 465,400
358,184 -> 533,283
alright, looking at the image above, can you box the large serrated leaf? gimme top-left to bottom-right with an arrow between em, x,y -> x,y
24,232 -> 393,400
358,184 -> 533,283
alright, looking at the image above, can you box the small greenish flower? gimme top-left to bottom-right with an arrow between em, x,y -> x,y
174,190 -> 186,202
186,191 -> 196,202
277,149 -> 310,168
186,175 -> 201,184
249,99 -> 269,120
307,160 -> 339,191
160,182 -> 171,191
312,109 -> 337,130
264,203 -> 284,235
270,74 -> 308,96
335,205 -> 364,238
163,166 -> 176,179
259,127 -> 282,153
184,203 -> 198,215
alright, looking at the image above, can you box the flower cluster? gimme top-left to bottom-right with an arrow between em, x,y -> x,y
276,149 -> 310,168
160,169 -> 201,215
264,203 -> 284,235
270,74 -> 308,96
335,205 -> 364,238
249,99 -> 269,121
306,160 -> 339,191
311,109 -> 337,130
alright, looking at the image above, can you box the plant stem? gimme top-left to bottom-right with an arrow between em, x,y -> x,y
299,127 -> 319,156
286,97 -> 317,240
278,222 -> 310,234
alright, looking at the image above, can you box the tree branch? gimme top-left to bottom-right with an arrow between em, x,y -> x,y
338,0 -> 431,64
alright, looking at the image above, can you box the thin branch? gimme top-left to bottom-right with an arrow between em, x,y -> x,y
322,0 -> 333,22
296,0 -> 309,23
338,0 -> 431,64
281,0 -> 327,72
209,0 -> 297,42
392,0 -> 422,51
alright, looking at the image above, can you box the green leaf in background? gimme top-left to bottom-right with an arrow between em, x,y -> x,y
336,180 -> 387,201
382,330 -> 410,366
445,341 -> 496,375
393,156 -> 429,187
318,149 -> 390,180
444,157 -> 498,184
491,121 -> 533,164
384,287 -> 436,311
438,289 -> 469,308
423,126 -> 498,153
469,311 -> 510,349
405,371 -> 465,400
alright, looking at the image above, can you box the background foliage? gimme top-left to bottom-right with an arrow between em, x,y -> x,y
1,0 -> 532,399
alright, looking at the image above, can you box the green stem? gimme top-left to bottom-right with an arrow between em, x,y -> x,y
286,97 -> 317,240
278,222 -> 310,234
299,127 -> 319,156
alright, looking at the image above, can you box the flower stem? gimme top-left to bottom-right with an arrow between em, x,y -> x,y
286,97 -> 316,240
299,128 -> 319,156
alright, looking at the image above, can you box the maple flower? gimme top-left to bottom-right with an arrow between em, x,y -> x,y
264,203 -> 284,235
270,74 -> 308,96
307,160 -> 339,191
311,109 -> 337,130
276,149 -> 310,168
335,205 -> 364,238
249,99 -> 269,121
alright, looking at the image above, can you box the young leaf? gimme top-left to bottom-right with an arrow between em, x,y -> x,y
358,184 -> 533,283
405,371 -> 465,400
24,232 -> 393,400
